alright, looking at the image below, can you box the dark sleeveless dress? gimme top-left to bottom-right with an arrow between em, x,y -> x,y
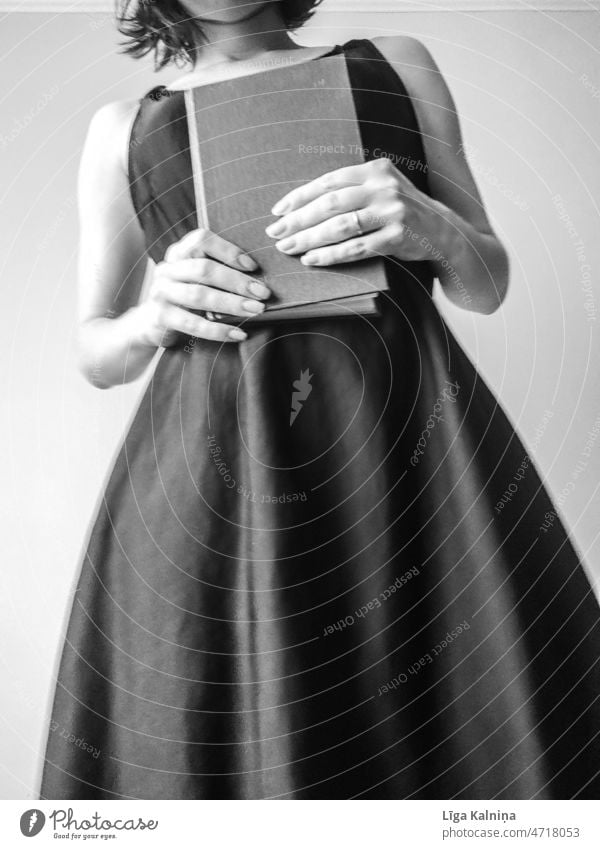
40,39 -> 600,800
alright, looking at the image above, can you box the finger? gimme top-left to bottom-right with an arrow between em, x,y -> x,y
161,303 -> 248,342
154,278 -> 267,317
163,230 -> 209,263
271,163 -> 372,216
265,186 -> 369,239
299,226 -> 397,267
274,208 -> 383,256
157,258 -> 270,299
164,227 -> 258,273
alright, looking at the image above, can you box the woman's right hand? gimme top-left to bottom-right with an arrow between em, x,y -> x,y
132,228 -> 271,347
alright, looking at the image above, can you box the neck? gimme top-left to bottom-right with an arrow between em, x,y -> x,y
191,3 -> 300,68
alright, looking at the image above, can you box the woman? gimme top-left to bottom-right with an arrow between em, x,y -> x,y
41,0 -> 600,799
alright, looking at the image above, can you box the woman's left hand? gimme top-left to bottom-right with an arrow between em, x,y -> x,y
265,157 -> 454,266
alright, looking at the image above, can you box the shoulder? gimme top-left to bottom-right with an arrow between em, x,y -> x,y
371,35 -> 436,63
83,99 -> 142,179
369,35 -> 442,79
369,35 -> 455,116
371,37 -> 493,233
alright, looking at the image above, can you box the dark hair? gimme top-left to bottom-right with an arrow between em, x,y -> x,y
116,1 -> 324,70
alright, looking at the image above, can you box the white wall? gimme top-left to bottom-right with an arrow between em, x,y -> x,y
1,4 -> 599,798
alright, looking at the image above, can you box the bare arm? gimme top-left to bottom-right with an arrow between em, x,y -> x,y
76,100 -> 156,388
76,101 -> 271,389
374,35 -> 509,314
264,36 -> 509,316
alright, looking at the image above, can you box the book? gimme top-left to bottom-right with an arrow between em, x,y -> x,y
205,293 -> 381,324
184,53 -> 389,323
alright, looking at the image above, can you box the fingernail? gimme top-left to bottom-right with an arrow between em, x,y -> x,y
301,253 -> 319,265
228,328 -> 247,341
271,199 -> 290,216
238,253 -> 257,271
276,237 -> 296,253
265,220 -> 286,238
248,280 -> 270,299
242,299 -> 266,314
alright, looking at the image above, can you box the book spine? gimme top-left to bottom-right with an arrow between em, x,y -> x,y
341,55 -> 363,161
184,88 -> 209,230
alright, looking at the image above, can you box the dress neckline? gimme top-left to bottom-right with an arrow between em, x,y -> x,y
146,42 -> 348,100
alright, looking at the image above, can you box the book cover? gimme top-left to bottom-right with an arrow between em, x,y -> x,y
184,54 -> 388,321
